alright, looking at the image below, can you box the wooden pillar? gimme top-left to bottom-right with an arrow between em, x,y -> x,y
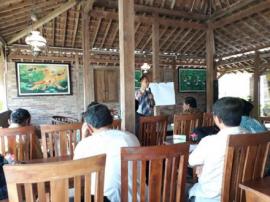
152,14 -> 160,115
82,9 -> 94,111
253,52 -> 261,118
118,0 -> 135,133
206,26 -> 215,112
75,53 -> 81,120
152,14 -> 160,82
0,45 -> 7,110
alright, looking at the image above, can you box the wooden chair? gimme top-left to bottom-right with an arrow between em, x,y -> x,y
221,132 -> 270,202
51,115 -> 79,125
0,126 -> 36,161
112,119 -> 121,130
202,112 -> 215,127
259,116 -> 270,124
139,115 -> 168,146
4,154 -> 106,202
121,143 -> 189,202
40,123 -> 82,158
173,113 -> 202,141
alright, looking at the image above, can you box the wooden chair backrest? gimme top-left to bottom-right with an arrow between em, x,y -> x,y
112,119 -> 121,130
259,116 -> 270,124
40,123 -> 82,158
121,143 -> 189,202
221,132 -> 270,202
4,154 -> 106,202
173,113 -> 202,141
0,126 -> 35,161
139,115 -> 168,146
202,112 -> 215,127
51,115 -> 79,125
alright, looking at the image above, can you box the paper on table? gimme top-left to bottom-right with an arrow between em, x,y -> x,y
149,82 -> 176,106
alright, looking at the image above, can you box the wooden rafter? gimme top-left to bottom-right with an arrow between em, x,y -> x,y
183,31 -> 205,53
100,19 -> 113,48
72,5 -> 81,47
92,18 -> 102,48
61,11 -> 68,47
163,28 -> 185,52
89,10 -> 207,30
109,23 -> 118,47
7,0 -> 80,44
160,27 -> 178,50
209,0 -> 259,21
171,29 -> 193,52
177,30 -> 201,52
94,0 -> 208,21
212,1 -> 270,29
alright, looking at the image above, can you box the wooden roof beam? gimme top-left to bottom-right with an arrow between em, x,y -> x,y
7,0 -> 81,45
94,0 -> 208,21
72,5 -> 81,47
90,10 -> 207,30
100,19 -> 113,48
212,1 -> 270,29
209,0 -> 259,21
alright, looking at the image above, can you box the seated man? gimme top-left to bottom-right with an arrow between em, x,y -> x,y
74,104 -> 140,202
182,96 -> 200,114
8,108 -> 42,159
188,97 -> 247,202
240,99 -> 267,133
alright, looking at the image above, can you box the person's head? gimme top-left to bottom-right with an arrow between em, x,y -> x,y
140,75 -> 150,90
183,97 -> 197,111
241,99 -> 254,116
213,97 -> 243,129
83,104 -> 113,133
9,108 -> 31,127
80,101 -> 100,122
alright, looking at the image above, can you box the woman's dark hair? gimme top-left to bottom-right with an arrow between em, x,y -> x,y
241,99 -> 254,116
213,97 -> 243,127
83,104 -> 113,129
184,97 -> 197,108
10,108 -> 31,125
140,75 -> 149,82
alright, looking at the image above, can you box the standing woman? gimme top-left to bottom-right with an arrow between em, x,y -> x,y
135,75 -> 155,116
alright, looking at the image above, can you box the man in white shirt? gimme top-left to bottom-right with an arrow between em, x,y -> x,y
73,103 -> 140,202
189,97 -> 247,202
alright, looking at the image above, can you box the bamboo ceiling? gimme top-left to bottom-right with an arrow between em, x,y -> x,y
1,0 -> 270,73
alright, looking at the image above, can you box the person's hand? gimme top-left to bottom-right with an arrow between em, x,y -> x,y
148,93 -> 153,99
195,165 -> 203,177
140,87 -> 146,93
82,122 -> 91,138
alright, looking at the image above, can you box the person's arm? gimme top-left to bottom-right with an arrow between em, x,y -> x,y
189,138 -> 208,167
135,90 -> 144,102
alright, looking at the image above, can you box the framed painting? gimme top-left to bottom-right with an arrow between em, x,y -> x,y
135,70 -> 142,90
178,68 -> 206,92
16,62 -> 72,96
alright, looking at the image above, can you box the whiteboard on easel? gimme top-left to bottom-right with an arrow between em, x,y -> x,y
149,82 -> 176,106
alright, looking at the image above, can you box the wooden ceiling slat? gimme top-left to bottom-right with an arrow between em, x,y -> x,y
160,27 -> 178,50
61,12 -> 68,47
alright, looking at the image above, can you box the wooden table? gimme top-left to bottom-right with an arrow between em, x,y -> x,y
239,177 -> 270,202
20,155 -> 73,164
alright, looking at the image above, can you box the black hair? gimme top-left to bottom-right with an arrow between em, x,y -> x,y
10,108 -> 31,125
213,97 -> 243,127
241,99 -> 254,116
184,97 -> 197,108
135,100 -> 139,111
83,104 -> 113,129
140,75 -> 149,82
86,101 -> 100,110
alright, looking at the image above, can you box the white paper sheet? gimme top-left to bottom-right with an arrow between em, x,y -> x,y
149,82 -> 176,106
